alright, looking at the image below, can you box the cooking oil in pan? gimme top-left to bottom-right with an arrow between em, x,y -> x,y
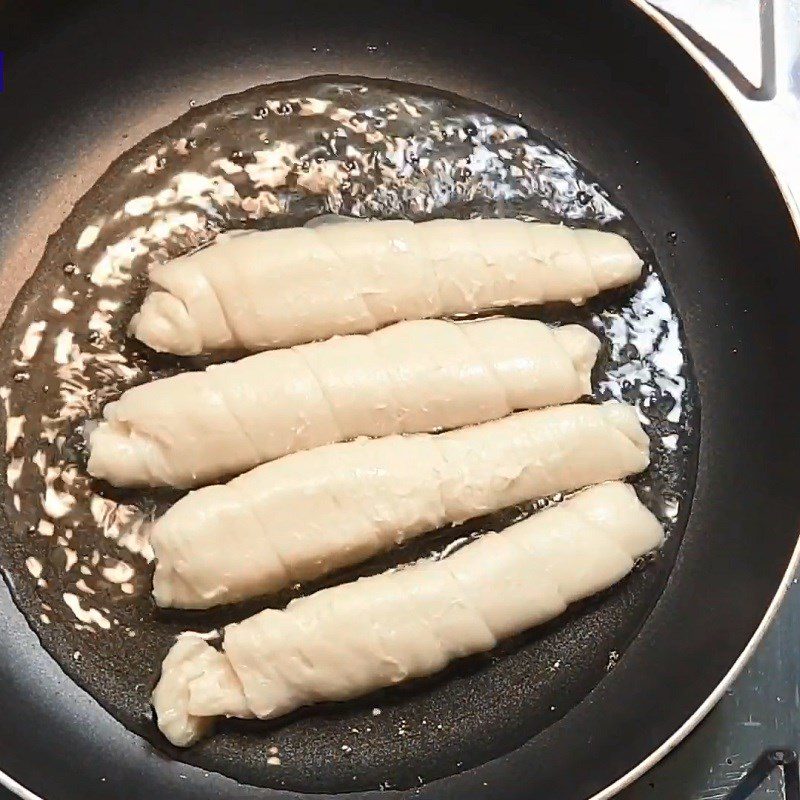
0,77 -> 698,792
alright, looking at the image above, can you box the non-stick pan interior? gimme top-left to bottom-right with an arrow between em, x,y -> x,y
0,73 -> 699,792
0,3 -> 799,800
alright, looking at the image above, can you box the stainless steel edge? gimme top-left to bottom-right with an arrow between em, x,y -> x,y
0,769 -> 43,800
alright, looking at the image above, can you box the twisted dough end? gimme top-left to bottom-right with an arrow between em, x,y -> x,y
151,484 -> 247,608
129,291 -> 204,356
581,229 -> 644,290
601,401 -> 651,456
86,413 -> 159,488
152,554 -> 215,609
151,636 -> 219,748
552,324 -> 601,396
153,635 -> 251,747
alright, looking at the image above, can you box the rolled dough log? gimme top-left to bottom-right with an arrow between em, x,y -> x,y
152,401 -> 650,608
130,219 -> 642,355
88,317 -> 599,488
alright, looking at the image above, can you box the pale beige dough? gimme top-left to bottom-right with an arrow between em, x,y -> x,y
152,482 -> 662,746
88,317 -> 599,488
130,219 -> 642,355
152,401 -> 650,608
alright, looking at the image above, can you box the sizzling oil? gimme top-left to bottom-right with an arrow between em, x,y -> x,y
0,77 -> 698,792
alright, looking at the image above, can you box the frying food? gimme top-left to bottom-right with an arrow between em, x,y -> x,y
152,402 -> 650,608
152,482 -> 662,746
130,219 -> 642,355
88,317 -> 599,488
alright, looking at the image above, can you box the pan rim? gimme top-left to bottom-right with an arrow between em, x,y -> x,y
0,772 -> 38,800
590,530 -> 800,799
587,2 -> 800,797
0,3 -> 797,799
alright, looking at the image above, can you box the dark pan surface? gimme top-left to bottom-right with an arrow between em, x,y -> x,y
0,2 -> 799,800
0,75 -> 697,792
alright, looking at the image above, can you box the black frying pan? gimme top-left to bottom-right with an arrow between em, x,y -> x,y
1,2 -> 799,799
